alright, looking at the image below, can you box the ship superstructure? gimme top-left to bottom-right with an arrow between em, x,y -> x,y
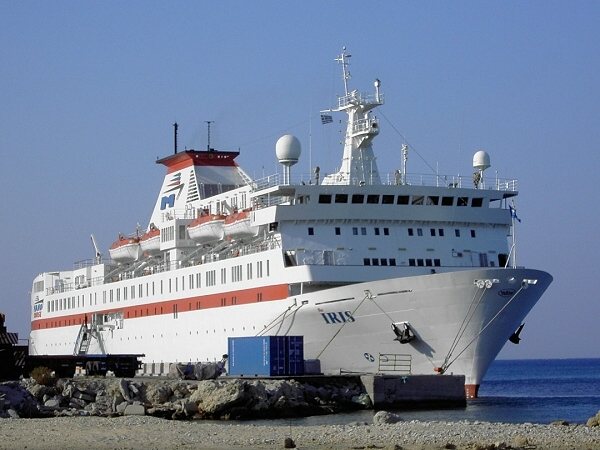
29,49 -> 551,397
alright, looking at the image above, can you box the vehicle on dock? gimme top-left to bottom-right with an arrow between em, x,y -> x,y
1,311 -> 142,379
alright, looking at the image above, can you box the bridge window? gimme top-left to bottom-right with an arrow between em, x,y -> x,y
318,194 -> 332,204
412,196 -> 424,205
367,194 -> 380,204
382,195 -> 394,204
397,195 -> 409,205
442,196 -> 454,206
351,194 -> 364,204
458,197 -> 469,206
471,197 -> 483,207
427,196 -> 439,205
335,194 -> 348,203
335,227 -> 341,235
308,227 -> 314,235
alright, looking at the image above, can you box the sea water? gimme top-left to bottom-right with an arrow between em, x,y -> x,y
249,358 -> 600,426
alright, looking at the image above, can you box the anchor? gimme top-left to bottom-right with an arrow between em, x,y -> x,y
391,322 -> 415,344
509,323 -> 525,344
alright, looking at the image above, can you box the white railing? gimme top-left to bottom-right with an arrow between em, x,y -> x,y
337,91 -> 384,109
351,117 -> 379,135
250,171 -> 517,192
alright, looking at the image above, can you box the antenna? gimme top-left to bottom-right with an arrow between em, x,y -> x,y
173,122 -> 178,154
205,121 -> 214,151
401,143 -> 408,185
335,46 -> 352,95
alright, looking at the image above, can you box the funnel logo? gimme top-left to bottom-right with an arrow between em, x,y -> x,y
160,173 -> 185,210
33,298 -> 44,318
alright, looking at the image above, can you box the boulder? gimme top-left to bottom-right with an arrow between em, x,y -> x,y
124,403 -> 145,416
373,410 -> 402,425
586,411 -> 600,427
145,383 -> 173,404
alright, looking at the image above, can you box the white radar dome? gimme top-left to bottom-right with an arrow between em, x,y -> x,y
473,150 -> 491,171
276,134 -> 301,166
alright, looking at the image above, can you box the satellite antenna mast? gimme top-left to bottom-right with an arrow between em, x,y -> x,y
335,46 -> 352,96
173,122 -> 178,154
401,143 -> 408,184
205,121 -> 214,151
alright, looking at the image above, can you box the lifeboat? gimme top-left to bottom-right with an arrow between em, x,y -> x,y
139,225 -> 161,256
109,234 -> 141,263
223,209 -> 259,240
187,213 -> 226,244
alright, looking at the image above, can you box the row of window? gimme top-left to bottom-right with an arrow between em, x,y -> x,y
46,259 -> 271,313
408,258 -> 442,267
408,228 -> 476,238
316,193 -> 484,207
308,226 -> 477,238
363,258 -> 397,266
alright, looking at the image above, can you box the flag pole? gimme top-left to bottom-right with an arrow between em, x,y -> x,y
309,110 -> 312,181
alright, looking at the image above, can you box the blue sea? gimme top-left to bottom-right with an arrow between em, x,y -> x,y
259,359 -> 600,426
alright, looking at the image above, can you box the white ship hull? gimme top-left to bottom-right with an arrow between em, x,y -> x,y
29,49 -> 552,398
29,265 -> 550,396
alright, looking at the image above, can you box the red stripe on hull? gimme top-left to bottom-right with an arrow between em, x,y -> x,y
31,284 -> 288,330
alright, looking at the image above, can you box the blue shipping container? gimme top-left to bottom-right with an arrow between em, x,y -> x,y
228,336 -> 304,376
285,336 -> 305,376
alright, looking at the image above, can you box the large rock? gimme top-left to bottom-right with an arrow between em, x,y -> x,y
0,381 -> 45,418
124,403 -> 145,416
145,383 -> 173,404
373,410 -> 402,425
586,410 -> 600,427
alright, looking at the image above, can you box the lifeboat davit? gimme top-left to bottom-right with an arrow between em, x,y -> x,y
139,226 -> 161,256
109,235 -> 141,263
223,209 -> 259,240
187,214 -> 226,244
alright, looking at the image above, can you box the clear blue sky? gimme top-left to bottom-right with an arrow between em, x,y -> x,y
1,1 -> 598,359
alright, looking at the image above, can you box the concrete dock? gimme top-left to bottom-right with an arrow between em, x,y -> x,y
360,374 -> 466,408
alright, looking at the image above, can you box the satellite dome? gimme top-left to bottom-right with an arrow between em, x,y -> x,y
276,134 -> 301,166
473,150 -> 491,171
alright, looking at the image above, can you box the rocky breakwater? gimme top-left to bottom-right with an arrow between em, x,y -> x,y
0,376 -> 371,420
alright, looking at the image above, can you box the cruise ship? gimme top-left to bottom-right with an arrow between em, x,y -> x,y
29,49 -> 552,397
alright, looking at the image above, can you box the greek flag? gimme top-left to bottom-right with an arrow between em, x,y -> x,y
509,204 -> 522,222
320,114 -> 333,124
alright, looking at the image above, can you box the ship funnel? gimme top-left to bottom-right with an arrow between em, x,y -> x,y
276,134 -> 301,185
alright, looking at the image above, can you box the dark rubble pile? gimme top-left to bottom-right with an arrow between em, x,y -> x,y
0,377 -> 371,420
